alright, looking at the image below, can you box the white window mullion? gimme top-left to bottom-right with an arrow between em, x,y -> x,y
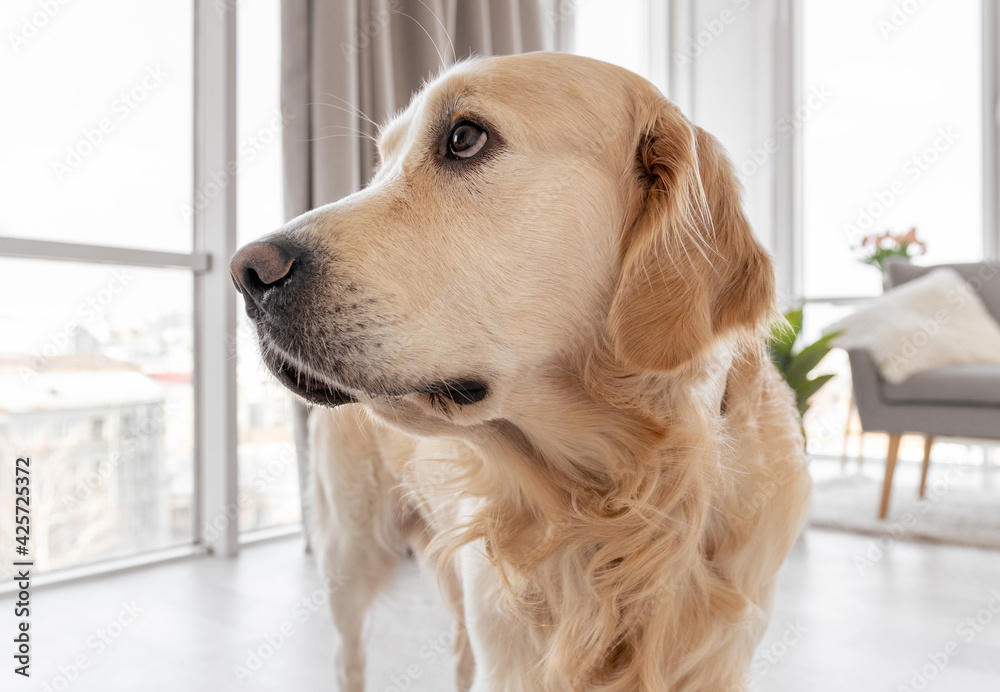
774,0 -> 801,305
0,237 -> 209,271
193,0 -> 239,558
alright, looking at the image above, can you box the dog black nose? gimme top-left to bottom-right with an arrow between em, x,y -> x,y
230,240 -> 298,309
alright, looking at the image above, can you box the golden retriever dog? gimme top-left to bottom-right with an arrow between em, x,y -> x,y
231,52 -> 811,692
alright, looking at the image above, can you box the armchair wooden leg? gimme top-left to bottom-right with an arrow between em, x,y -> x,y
918,436 -> 935,498
879,433 -> 903,520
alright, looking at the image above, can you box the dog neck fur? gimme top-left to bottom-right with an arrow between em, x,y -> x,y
425,333 -> 770,691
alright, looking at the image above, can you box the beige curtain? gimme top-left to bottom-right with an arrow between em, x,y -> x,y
281,0 -> 552,545
281,0 -> 551,218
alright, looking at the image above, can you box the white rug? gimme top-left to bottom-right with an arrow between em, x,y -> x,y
809,474 -> 1000,550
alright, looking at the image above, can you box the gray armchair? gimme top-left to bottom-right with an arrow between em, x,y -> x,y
847,261 -> 1000,519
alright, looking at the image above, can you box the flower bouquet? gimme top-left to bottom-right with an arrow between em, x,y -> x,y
856,227 -> 927,272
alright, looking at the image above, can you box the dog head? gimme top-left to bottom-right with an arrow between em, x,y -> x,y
231,52 -> 774,433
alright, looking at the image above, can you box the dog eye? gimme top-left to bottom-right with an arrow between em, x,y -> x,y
447,121 -> 487,159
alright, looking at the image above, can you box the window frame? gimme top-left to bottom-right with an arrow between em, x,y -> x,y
0,0 -> 240,577
193,0 -> 239,558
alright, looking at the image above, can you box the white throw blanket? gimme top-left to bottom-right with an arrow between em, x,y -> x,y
826,268 -> 1000,384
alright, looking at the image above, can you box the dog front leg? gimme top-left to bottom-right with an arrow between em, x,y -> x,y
310,406 -> 413,691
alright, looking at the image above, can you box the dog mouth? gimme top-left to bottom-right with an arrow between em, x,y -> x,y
265,350 -> 489,409
268,356 -> 357,407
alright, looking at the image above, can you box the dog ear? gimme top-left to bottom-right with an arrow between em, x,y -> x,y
608,100 -> 776,372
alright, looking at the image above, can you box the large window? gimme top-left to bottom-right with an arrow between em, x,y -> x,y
0,1 -> 196,573
801,0 -> 983,299
1,0 -> 300,577
799,0 -> 987,465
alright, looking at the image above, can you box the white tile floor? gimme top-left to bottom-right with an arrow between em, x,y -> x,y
3,517 -> 1000,691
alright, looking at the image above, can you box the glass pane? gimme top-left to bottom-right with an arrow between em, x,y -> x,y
236,301 -> 301,533
802,0 -> 982,299
0,1 -> 193,252
0,259 -> 195,573
236,0 -> 302,532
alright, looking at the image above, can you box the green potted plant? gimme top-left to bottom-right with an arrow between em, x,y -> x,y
769,307 -> 839,418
